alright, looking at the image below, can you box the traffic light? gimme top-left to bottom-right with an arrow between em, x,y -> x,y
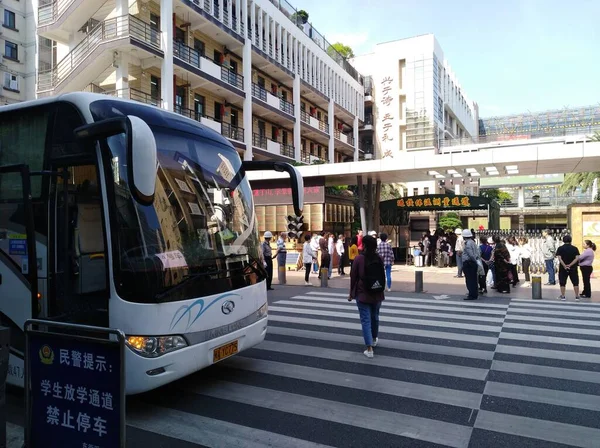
287,214 -> 304,239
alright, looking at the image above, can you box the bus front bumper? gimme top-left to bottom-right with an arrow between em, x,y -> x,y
124,315 -> 268,395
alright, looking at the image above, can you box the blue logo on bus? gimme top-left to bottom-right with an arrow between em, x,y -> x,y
169,293 -> 241,331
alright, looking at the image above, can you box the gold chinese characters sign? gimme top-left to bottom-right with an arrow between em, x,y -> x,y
394,195 -> 487,211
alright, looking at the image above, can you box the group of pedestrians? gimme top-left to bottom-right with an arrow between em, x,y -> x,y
460,229 -> 596,301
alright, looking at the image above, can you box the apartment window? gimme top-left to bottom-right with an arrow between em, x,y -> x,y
175,27 -> 185,43
413,188 -> 419,196
258,120 -> 265,136
403,189 -> 408,198
257,76 -> 265,89
271,126 -> 278,141
230,108 -> 238,128
194,94 -> 205,119
150,14 -> 159,30
4,41 -> 18,61
424,187 -> 429,195
3,72 -> 18,92
282,130 -> 288,145
214,101 -> 223,122
194,38 -> 205,57
281,90 -> 287,102
213,50 -> 223,65
150,75 -> 160,101
3,10 -> 16,30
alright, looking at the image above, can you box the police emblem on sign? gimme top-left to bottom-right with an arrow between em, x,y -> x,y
39,345 -> 54,365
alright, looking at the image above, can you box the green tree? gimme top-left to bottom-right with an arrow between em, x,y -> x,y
291,9 -> 309,27
438,212 -> 463,232
480,188 -> 513,204
327,42 -> 355,59
560,132 -> 600,199
380,183 -> 405,201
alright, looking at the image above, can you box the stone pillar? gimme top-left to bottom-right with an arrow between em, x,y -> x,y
328,98 -> 335,162
243,37 -> 253,161
353,115 -> 359,162
160,1 -> 174,111
518,186 -> 525,208
115,52 -> 129,98
357,175 -> 367,233
293,74 -> 301,162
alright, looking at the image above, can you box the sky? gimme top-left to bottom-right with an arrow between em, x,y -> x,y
291,0 -> 600,117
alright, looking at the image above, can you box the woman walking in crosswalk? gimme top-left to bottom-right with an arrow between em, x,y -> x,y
348,235 -> 386,358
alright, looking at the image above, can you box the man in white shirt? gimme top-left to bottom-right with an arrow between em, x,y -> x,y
310,234 -> 320,273
336,235 -> 346,275
327,234 -> 334,279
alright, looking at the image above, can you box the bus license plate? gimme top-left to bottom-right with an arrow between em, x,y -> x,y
213,340 -> 238,363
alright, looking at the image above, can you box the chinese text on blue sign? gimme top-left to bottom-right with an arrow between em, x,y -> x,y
28,332 -> 122,448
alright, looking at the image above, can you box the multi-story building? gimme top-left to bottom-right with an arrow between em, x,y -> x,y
1,0 -> 37,104
352,34 -> 479,234
33,0 -> 364,168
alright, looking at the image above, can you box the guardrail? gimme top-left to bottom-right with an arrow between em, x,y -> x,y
37,15 -> 160,92
38,0 -> 73,26
102,88 -> 161,107
253,133 -> 267,149
221,122 -> 244,141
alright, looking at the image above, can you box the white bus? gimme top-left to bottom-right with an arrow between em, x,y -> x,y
0,93 -> 303,394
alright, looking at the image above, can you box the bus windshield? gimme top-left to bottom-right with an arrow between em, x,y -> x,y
90,101 -> 263,303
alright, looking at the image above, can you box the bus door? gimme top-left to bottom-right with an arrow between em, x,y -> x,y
0,164 -> 39,381
47,160 -> 109,327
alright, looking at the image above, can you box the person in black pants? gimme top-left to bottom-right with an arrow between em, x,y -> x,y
579,240 -> 596,298
261,231 -> 274,290
302,233 -> 316,285
556,234 -> 580,301
461,229 -> 479,301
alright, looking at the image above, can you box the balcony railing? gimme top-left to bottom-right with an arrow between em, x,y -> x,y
252,83 -> 295,116
268,0 -> 362,84
187,0 -> 243,37
102,88 -> 161,107
334,129 -> 354,146
221,65 -> 243,89
300,110 -> 329,133
173,39 -> 244,90
363,115 -> 373,126
253,133 -> 267,149
221,122 -> 244,141
251,83 -> 267,102
498,195 -> 594,209
37,15 -> 160,92
281,143 -> 294,158
280,98 -> 294,115
38,0 -> 73,26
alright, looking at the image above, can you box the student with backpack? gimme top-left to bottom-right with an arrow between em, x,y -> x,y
348,235 -> 385,358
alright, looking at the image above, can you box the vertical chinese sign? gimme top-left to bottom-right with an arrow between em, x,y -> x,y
378,75 -> 398,159
27,325 -> 124,448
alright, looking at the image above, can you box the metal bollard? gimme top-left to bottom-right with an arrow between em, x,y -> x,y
415,270 -> 423,293
320,268 -> 329,288
532,276 -> 542,300
278,265 -> 286,285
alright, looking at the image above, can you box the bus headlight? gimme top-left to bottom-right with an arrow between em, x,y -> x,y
125,335 -> 188,358
257,302 -> 268,318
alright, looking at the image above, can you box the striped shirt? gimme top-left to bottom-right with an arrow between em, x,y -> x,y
377,241 -> 395,266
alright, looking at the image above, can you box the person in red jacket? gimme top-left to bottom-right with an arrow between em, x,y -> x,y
357,229 -> 364,253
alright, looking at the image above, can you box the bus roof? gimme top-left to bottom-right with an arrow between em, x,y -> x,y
0,92 -> 233,148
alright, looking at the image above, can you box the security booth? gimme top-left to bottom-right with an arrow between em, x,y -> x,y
379,194 -> 500,262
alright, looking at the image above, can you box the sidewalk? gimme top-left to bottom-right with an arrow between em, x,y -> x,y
273,264 -> 600,302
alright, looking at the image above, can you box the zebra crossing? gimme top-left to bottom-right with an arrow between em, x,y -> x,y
125,291 -> 600,447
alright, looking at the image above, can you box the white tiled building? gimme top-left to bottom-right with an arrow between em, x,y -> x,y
352,34 -> 480,230
1,0 -> 37,104
26,0 -> 365,164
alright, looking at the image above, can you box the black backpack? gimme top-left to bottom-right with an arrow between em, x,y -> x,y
363,254 -> 386,293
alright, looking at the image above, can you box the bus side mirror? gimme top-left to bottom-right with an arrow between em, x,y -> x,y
242,161 -> 304,215
74,116 -> 157,206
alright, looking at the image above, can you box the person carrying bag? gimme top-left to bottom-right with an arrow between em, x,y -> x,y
348,235 -> 385,358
